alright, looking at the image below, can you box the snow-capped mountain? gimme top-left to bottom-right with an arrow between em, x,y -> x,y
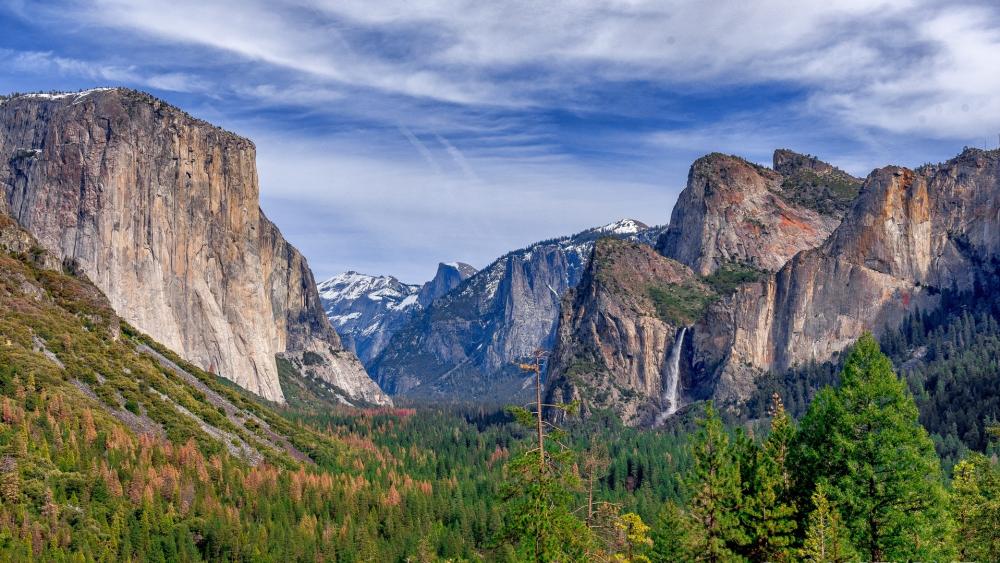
370,219 -> 658,402
319,262 -> 476,364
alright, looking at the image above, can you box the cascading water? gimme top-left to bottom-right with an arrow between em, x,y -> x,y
655,327 -> 687,426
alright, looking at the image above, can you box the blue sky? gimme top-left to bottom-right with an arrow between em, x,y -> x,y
3,0 -> 1000,283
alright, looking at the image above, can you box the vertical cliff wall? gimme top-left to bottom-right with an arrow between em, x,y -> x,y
0,88 -> 389,405
698,149 -> 1000,408
545,238 -> 709,426
658,152 -> 856,275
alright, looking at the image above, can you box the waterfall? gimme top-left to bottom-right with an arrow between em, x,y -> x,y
655,327 -> 687,426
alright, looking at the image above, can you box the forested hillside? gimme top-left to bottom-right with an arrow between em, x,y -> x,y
745,266 -> 1000,468
1,213 -> 998,560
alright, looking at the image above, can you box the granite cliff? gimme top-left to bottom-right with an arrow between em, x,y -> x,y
697,148 -> 1000,408
657,151 -> 859,275
371,220 -> 654,402
545,238 -> 709,425
0,88 -> 389,405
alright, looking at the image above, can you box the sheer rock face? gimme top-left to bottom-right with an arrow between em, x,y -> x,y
372,220 -> 654,402
657,152 -> 847,275
0,88 -> 389,405
700,149 -> 1000,407
418,262 -> 477,308
316,262 -> 476,367
545,238 -> 706,426
372,238 -> 590,400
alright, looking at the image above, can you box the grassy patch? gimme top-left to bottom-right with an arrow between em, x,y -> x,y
702,263 -> 766,295
779,169 -> 861,217
648,283 -> 715,325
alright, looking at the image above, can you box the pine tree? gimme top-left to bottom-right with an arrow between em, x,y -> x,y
499,353 -> 595,561
684,402 -> 747,562
792,334 -> 955,561
799,484 -> 855,562
649,502 -> 689,562
743,394 -> 797,561
951,452 -> 1000,560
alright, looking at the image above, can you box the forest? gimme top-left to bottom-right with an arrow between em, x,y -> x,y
0,230 -> 997,561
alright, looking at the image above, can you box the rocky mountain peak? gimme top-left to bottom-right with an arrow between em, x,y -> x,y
595,218 -> 648,236
657,151 -> 841,276
0,87 -> 389,406
546,237 -> 709,425
693,147 -> 1000,409
773,148 -> 839,176
418,261 -> 477,307
771,148 -> 863,218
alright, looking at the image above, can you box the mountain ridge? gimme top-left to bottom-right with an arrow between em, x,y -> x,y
0,87 -> 388,406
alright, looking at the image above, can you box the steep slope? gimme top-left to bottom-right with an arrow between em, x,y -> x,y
371,219 -> 652,401
0,88 -> 388,405
545,238 -> 711,426
657,151 -> 859,275
0,216 -> 496,560
418,261 -> 478,307
318,262 -> 476,365
697,148 -> 1000,408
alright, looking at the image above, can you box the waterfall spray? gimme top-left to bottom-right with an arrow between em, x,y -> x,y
655,327 -> 687,426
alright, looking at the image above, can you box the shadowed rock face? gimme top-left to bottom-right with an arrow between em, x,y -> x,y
657,152 -> 853,276
418,262 -> 477,308
317,262 -> 476,366
0,88 -> 389,405
698,149 -> 1000,408
371,220 -> 654,402
545,238 -> 708,426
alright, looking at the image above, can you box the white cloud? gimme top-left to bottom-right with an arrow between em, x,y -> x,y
41,0 -> 995,140
250,129 -> 674,282
2,49 -> 208,94
9,0 -> 1000,279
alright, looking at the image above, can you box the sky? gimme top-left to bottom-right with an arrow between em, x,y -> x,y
3,1 -> 1000,283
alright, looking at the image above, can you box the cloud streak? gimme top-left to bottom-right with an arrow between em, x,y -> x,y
3,0 -> 999,281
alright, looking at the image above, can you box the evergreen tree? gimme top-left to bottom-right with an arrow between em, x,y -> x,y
792,334 -> 955,561
498,355 -> 595,561
951,452 -> 1000,560
684,402 -> 747,562
649,501 -> 689,563
799,484 -> 855,562
742,394 -> 796,561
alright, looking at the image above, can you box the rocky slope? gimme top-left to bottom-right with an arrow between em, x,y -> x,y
371,219 -> 654,401
319,272 -> 421,363
692,148 -> 1000,409
545,238 -> 710,425
657,151 -> 860,275
0,88 -> 388,406
317,262 -> 476,365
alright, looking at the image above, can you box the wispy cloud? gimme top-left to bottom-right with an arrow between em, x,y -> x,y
3,0 -> 999,280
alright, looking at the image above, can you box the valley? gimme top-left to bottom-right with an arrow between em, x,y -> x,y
0,87 -> 997,561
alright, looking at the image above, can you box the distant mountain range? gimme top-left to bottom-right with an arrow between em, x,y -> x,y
317,262 -> 477,364
5,87 -> 995,432
324,219 -> 665,403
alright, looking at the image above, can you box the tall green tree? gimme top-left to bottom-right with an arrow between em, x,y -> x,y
684,402 -> 747,562
791,334 -> 954,561
742,394 -> 797,561
951,452 -> 1000,560
499,355 -> 595,562
799,483 -> 855,562
649,501 -> 689,563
